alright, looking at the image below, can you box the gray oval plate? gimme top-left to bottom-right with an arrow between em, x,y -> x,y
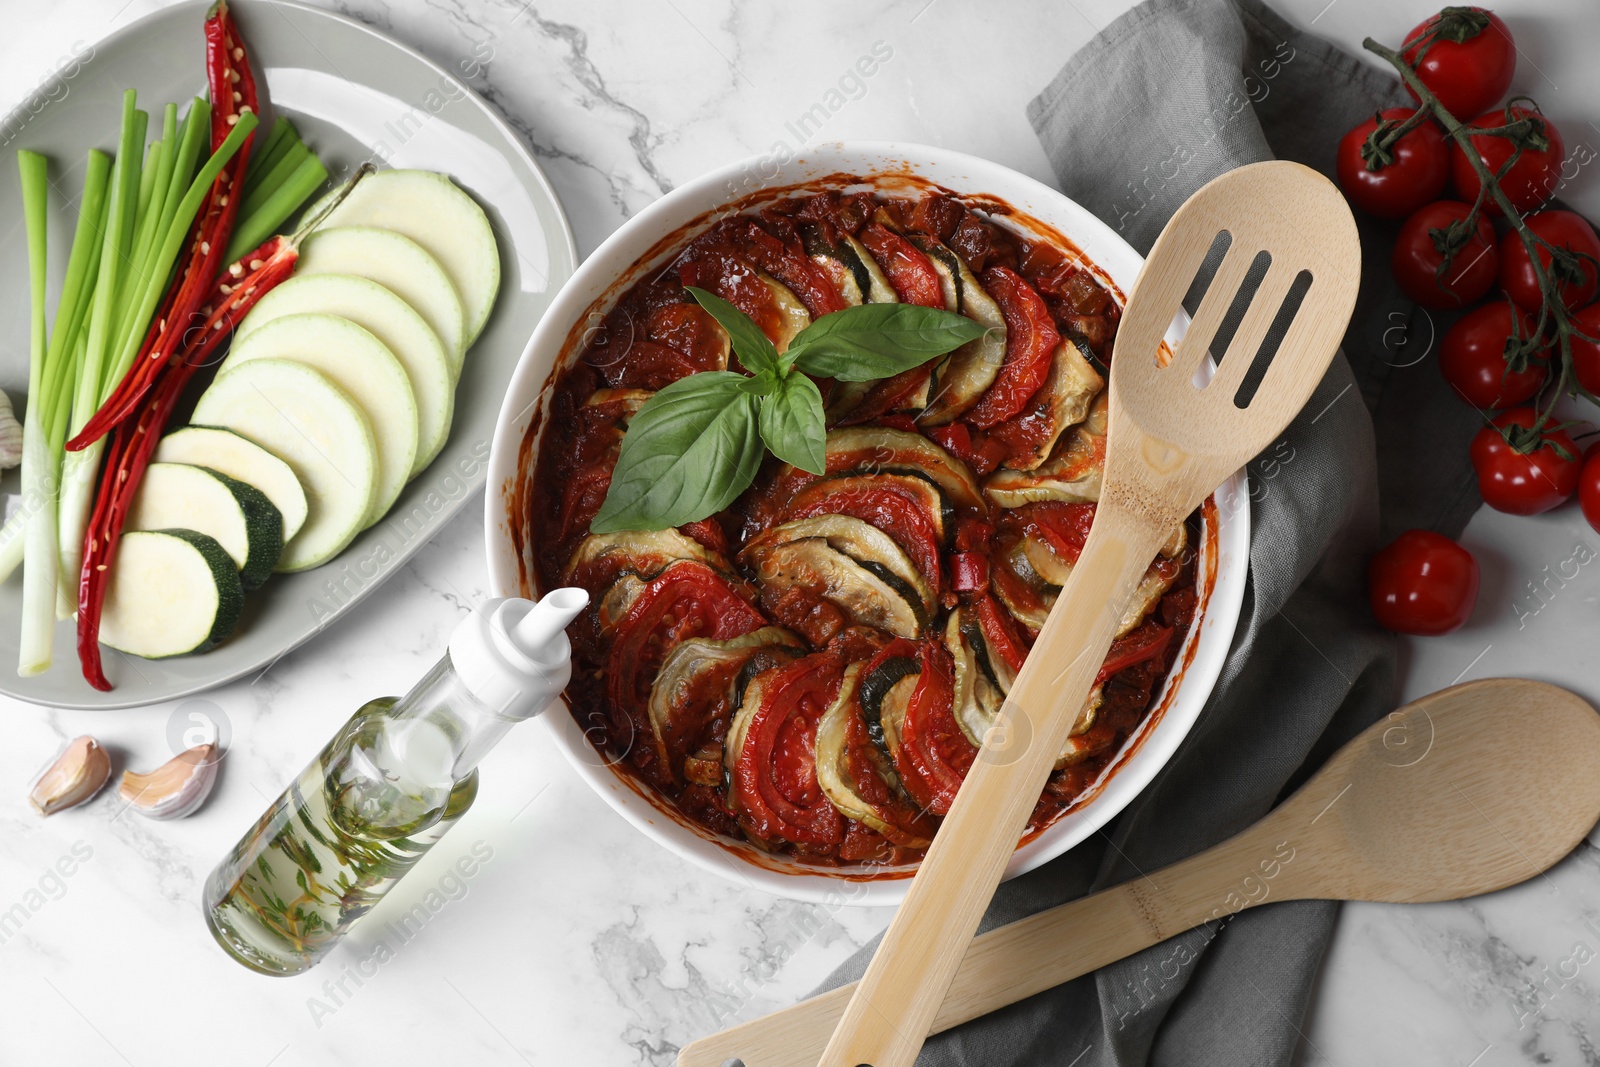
0,0 -> 575,708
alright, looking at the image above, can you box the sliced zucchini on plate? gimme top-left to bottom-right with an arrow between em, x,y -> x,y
99,530 -> 244,658
192,359 -> 378,572
223,312 -> 418,526
303,169 -> 500,347
234,272 -> 456,470
154,426 -> 309,543
127,463 -> 283,590
296,226 -> 467,364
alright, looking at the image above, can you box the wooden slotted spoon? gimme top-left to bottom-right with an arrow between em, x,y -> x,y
681,678 -> 1600,1067
816,160 -> 1363,1067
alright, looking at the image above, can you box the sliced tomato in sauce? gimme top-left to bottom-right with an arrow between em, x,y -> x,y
736,218 -> 844,318
974,593 -> 1030,674
859,223 -> 945,308
967,266 -> 1061,428
894,637 -> 971,816
1021,501 -> 1097,566
645,303 -> 728,373
679,250 -> 786,356
925,422 -> 1009,478
1095,623 -> 1174,686
733,652 -> 848,845
836,365 -> 935,426
605,561 -> 765,715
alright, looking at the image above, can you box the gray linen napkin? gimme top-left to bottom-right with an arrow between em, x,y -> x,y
812,0 -> 1484,1062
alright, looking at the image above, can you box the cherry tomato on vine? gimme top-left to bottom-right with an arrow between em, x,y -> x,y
1451,105 -> 1567,215
1401,7 -> 1516,120
1579,442 -> 1600,536
1335,107 -> 1450,218
1498,210 -> 1600,312
1469,406 -> 1581,515
1392,200 -> 1498,309
1438,301 -> 1546,409
1569,303 -> 1600,397
1368,528 -> 1480,636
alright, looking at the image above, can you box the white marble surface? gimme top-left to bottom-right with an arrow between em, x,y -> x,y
2,0 -> 1599,1064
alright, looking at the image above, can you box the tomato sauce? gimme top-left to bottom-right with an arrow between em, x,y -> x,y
526,179 -> 1199,872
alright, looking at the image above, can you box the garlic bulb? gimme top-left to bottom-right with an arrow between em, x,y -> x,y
29,736 -> 112,816
0,389 -> 19,471
118,744 -> 220,820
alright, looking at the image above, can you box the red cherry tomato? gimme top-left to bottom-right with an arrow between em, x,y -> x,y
1438,300 -> 1546,408
1569,303 -> 1600,396
1497,210 -> 1600,312
1579,442 -> 1600,536
1401,7 -> 1516,119
1367,529 -> 1480,636
1451,106 -> 1567,216
1335,107 -> 1451,218
1392,200 -> 1498,309
1469,406 -> 1581,515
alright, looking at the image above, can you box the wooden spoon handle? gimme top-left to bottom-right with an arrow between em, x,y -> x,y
819,503 -> 1170,1067
680,819 -> 1297,1067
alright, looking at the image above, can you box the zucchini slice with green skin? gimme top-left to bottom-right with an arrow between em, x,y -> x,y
302,169 -> 501,347
223,312 -> 418,528
742,536 -> 925,638
154,426 -> 309,544
996,340 -> 1106,472
99,530 -> 245,658
127,463 -> 284,590
983,391 -> 1108,509
842,233 -> 900,304
192,358 -> 378,573
564,527 -> 729,588
745,514 -> 935,615
760,271 -> 812,354
911,236 -> 1008,426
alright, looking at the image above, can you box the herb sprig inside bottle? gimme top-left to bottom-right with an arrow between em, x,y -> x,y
590,287 -> 986,533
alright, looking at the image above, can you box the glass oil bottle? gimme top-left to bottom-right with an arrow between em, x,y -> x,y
202,589 -> 587,976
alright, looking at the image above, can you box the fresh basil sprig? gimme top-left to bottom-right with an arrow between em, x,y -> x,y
589,286 -> 985,533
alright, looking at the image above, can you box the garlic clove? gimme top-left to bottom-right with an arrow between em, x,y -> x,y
0,388 -> 19,471
29,735 -> 113,816
118,744 -> 220,820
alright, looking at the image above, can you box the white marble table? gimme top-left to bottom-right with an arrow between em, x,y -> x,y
3,1 -> 1599,1064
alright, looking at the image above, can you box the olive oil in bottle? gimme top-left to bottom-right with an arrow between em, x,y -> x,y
203,590 -> 587,975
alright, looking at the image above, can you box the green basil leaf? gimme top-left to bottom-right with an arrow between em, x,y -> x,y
687,285 -> 780,378
786,303 -> 988,381
758,371 -> 826,475
590,371 -> 764,532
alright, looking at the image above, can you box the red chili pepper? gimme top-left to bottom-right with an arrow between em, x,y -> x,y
949,552 -> 988,593
76,236 -> 297,688
967,266 -> 1060,429
67,0 -> 260,450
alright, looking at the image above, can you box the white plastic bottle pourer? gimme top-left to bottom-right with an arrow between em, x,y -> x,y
448,587 -> 590,721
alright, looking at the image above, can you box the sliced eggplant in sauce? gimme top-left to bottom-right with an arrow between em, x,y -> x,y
998,527 -> 1183,637
744,536 -> 925,638
595,574 -> 647,640
910,236 -> 1008,426
842,233 -> 900,304
997,341 -> 1105,472
744,513 -> 935,615
984,391 -> 1107,508
787,471 -> 953,550
821,426 -> 985,513
646,626 -> 803,780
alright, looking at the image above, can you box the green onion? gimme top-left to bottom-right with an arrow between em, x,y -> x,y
17,151 -> 55,675
238,140 -> 309,220
244,116 -> 298,194
224,151 -> 328,264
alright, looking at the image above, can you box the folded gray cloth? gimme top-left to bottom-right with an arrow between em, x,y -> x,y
813,0 -> 1484,1062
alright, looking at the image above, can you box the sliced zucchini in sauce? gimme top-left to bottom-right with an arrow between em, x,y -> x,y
583,388 -> 654,424
946,611 -> 1099,766
843,234 -> 899,304
564,527 -> 729,586
822,427 -> 985,513
803,226 -> 899,308
647,626 -> 802,779
788,471 -> 952,548
760,271 -> 811,354
744,537 -> 925,638
998,527 -> 1183,637
814,663 -> 935,847
984,391 -> 1108,509
997,340 -> 1105,472
859,653 -> 920,764
910,236 -> 1008,426
745,513 -> 935,615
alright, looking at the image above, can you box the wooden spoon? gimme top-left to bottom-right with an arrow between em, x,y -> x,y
680,677 -> 1600,1067
817,160 -> 1362,1067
